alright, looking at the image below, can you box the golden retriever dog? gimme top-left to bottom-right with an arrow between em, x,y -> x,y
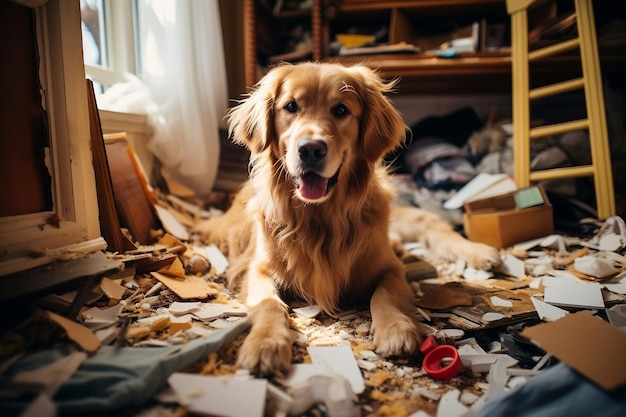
195,62 -> 500,376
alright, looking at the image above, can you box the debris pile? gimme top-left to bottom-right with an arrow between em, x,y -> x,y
1,193 -> 625,417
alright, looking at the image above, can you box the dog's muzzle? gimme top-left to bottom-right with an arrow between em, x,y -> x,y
294,139 -> 340,201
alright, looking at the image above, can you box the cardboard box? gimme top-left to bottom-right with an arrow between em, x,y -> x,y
463,185 -> 553,249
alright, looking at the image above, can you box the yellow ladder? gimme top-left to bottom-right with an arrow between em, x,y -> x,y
507,0 -> 615,219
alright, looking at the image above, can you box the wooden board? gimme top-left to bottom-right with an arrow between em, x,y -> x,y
87,79 -> 125,253
104,133 -> 160,245
451,286 -> 538,329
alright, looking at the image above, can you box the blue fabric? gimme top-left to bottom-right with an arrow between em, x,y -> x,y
0,320 -> 247,415
476,363 -> 626,417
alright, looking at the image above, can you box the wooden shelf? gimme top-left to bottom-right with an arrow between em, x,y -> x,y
323,0 -> 513,93
326,52 -> 511,94
243,0 -> 625,94
333,0 -> 505,15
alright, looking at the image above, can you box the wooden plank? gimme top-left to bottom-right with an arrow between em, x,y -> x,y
104,133 -> 160,245
87,79 -> 125,253
0,250 -> 122,302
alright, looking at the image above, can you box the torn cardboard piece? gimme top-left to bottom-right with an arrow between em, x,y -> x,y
46,312 -> 101,353
521,311 -> 626,390
416,282 -> 473,310
151,271 -> 219,299
99,277 -> 127,300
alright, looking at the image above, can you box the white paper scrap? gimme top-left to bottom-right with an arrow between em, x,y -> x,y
293,305 -> 322,318
154,205 -> 189,241
443,173 -> 509,210
307,345 -> 365,394
168,373 -> 267,417
490,296 -> 513,308
192,301 -> 248,321
604,280 -> 626,295
606,304 -> 626,327
192,245 -> 229,275
574,255 -> 620,279
168,301 -> 201,315
497,254 -> 526,278
82,304 -> 123,327
437,389 -> 468,417
543,278 -> 604,308
530,297 -> 568,322
482,312 -> 505,322
599,233 -> 625,252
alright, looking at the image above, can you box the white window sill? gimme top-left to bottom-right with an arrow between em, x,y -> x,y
98,110 -> 150,136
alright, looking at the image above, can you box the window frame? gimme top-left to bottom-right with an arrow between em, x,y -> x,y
83,0 -> 138,89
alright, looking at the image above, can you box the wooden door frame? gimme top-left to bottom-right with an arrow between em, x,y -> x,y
1,0 -> 100,275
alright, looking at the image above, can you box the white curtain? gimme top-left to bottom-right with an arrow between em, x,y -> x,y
136,0 -> 228,198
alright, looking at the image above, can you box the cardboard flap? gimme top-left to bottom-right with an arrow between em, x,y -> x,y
521,311 -> 626,391
464,185 -> 550,214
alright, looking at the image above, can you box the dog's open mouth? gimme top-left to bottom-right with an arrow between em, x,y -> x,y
295,168 -> 340,201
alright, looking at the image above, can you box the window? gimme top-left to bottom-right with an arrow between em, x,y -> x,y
81,0 -> 139,94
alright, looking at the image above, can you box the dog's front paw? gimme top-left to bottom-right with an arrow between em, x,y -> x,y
237,327 -> 292,377
460,241 -> 501,270
372,313 -> 422,357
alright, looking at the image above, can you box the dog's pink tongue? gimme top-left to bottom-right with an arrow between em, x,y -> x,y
299,172 -> 328,200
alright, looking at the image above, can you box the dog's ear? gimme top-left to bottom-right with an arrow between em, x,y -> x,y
350,66 -> 407,162
227,65 -> 288,154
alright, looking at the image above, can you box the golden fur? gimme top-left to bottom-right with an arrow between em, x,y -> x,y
195,62 -> 500,376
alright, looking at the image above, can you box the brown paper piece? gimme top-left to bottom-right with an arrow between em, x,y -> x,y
157,257 -> 186,279
521,311 -> 626,390
99,277 -> 127,300
416,282 -> 473,310
151,271 -> 219,299
46,311 -> 101,353
158,233 -> 187,251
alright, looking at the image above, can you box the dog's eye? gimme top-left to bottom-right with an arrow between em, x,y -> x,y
332,103 -> 349,118
285,101 -> 298,113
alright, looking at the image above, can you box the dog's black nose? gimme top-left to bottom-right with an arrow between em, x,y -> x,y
298,139 -> 327,165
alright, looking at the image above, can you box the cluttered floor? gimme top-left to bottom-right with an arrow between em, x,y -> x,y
1,181 -> 626,417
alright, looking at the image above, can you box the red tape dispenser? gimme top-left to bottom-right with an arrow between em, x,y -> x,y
420,335 -> 463,380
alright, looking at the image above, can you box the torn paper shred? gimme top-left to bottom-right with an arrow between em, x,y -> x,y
156,257 -> 186,279
153,205 -> 190,241
46,312 -> 101,353
151,271 -> 219,299
530,297 -> 568,322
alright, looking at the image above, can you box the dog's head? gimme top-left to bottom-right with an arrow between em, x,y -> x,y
228,62 -> 406,203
